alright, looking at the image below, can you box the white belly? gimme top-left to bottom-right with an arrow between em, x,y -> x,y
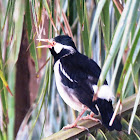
54,60 -> 83,112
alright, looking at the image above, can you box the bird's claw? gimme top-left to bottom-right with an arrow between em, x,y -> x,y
62,124 -> 89,131
62,123 -> 76,130
80,114 -> 101,123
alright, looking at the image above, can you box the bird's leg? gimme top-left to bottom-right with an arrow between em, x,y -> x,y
62,107 -> 89,130
80,112 -> 101,123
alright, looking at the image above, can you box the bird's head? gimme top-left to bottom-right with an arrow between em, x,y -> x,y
37,35 -> 77,60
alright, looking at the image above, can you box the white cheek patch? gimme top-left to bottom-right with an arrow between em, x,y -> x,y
53,43 -> 75,54
93,85 -> 115,102
54,43 -> 63,54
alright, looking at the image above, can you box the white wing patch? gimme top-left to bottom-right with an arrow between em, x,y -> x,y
93,85 -> 115,102
59,62 -> 78,83
59,63 -> 73,82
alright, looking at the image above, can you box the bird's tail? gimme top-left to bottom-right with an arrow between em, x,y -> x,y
96,98 -> 122,131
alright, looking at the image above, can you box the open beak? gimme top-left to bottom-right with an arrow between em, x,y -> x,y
36,39 -> 54,49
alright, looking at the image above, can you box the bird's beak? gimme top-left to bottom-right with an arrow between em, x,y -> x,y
36,39 -> 54,49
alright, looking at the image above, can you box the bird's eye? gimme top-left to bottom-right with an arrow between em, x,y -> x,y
52,41 -> 56,46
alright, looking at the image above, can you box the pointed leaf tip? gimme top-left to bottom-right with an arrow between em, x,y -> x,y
6,85 -> 13,96
0,70 -> 13,96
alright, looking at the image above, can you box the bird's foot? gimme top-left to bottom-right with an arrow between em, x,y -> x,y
80,113 -> 101,123
62,123 -> 89,131
62,107 -> 89,131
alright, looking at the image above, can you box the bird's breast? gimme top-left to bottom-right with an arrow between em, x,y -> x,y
54,60 -> 83,112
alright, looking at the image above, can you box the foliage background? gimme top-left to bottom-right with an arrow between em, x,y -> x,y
0,0 -> 140,139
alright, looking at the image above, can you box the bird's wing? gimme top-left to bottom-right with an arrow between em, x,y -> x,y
59,52 -> 106,114
60,52 -> 107,86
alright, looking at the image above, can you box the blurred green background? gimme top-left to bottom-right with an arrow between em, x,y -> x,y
0,0 -> 140,139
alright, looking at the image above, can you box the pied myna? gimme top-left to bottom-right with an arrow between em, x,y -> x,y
37,35 -> 122,131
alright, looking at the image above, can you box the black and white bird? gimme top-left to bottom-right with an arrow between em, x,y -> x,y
37,35 -> 122,131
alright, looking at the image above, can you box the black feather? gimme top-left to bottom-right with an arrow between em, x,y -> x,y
54,35 -> 76,49
96,99 -> 122,131
58,52 -> 108,115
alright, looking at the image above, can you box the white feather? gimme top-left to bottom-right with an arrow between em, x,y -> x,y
54,43 -> 63,53
54,43 -> 75,54
59,63 -> 73,82
93,85 -> 115,102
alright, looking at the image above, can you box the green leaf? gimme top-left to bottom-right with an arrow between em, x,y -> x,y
0,44 -> 8,116
43,0 -> 57,31
2,0 -> 15,38
117,16 -> 140,98
132,115 -> 140,136
0,69 -> 12,96
39,0 -> 43,24
13,0 -> 25,63
105,131 -> 116,140
111,0 -> 139,93
98,0 -> 132,86
88,133 -> 96,140
2,0 -> 12,29
128,88 -> 140,134
113,2 -> 121,21
122,118 -> 140,139
100,0 -> 110,51
76,0 -> 90,57
26,0 -> 38,72
76,0 -> 84,25
96,129 -> 107,140
90,0 -> 106,46
7,67 -> 15,140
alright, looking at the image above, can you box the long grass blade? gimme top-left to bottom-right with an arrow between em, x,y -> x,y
122,118 -> 140,139
43,0 -> 57,32
90,0 -> 106,46
62,10 -> 74,40
100,0 -> 110,51
132,115 -> 140,133
7,67 -> 15,140
110,0 -> 139,89
117,17 -> 140,98
2,0 -> 12,30
13,0 -> 25,63
113,0 -> 123,14
0,70 -> 13,96
76,0 -> 90,56
98,0 -> 132,87
26,0 -> 39,72
96,129 -> 107,140
128,88 -> 140,134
